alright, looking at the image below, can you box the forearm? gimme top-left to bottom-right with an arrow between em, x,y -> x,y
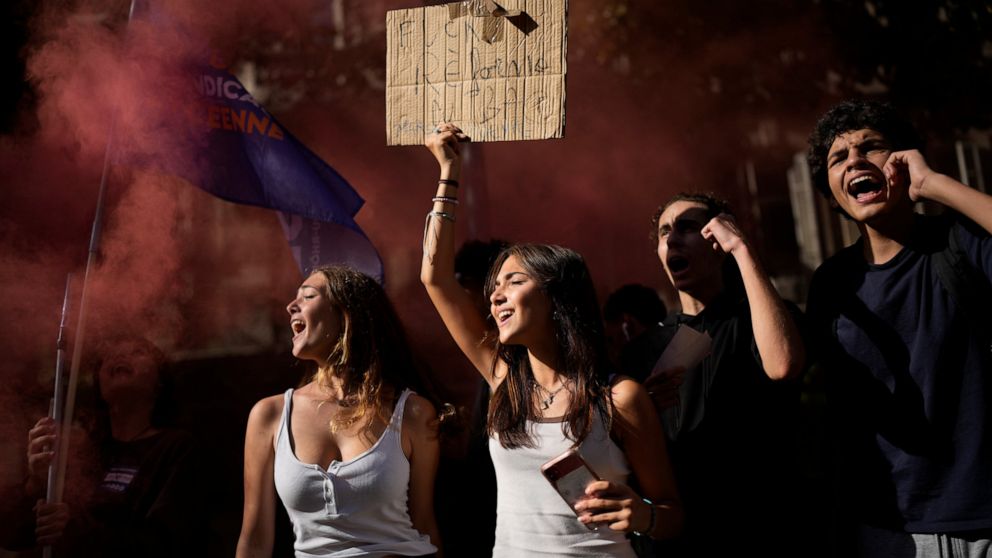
423,519 -> 444,558
236,514 -> 274,558
922,173 -> 992,234
236,538 -> 272,558
420,162 -> 462,288
733,245 -> 805,380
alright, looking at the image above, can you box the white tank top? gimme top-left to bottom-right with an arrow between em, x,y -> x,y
488,412 -> 637,557
274,388 -> 437,557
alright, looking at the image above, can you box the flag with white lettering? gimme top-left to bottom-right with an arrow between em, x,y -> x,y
187,61 -> 382,280
121,1 -> 382,281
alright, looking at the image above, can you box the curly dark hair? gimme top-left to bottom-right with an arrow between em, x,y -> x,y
806,99 -> 923,202
649,192 -> 732,247
483,244 -> 613,449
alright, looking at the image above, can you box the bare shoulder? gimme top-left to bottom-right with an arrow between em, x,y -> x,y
609,375 -> 647,413
247,393 -> 285,435
403,393 -> 439,433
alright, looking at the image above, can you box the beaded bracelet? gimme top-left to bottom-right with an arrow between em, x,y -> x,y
432,196 -> 459,205
438,178 -> 459,187
632,497 -> 656,538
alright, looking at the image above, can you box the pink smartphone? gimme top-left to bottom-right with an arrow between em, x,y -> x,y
540,448 -> 600,529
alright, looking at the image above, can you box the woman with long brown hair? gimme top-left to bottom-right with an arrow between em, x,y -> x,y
421,124 -> 682,557
237,266 -> 442,558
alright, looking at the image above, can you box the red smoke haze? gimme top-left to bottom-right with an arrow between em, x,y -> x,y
0,1 -> 848,519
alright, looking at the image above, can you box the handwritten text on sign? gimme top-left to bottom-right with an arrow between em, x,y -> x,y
386,0 -> 566,145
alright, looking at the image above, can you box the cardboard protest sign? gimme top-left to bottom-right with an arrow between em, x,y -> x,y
386,0 -> 567,145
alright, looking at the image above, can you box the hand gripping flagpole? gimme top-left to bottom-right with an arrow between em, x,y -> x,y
45,274 -> 72,502
44,113 -> 117,558
45,5 -> 138,557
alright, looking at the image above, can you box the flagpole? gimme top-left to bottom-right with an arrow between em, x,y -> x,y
50,112 -> 117,504
41,274 -> 73,557
44,274 -> 72,499
46,5 -> 137,557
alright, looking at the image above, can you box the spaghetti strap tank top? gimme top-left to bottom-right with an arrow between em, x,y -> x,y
274,388 -> 437,557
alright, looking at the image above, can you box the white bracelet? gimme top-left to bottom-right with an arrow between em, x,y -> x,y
428,210 -> 455,222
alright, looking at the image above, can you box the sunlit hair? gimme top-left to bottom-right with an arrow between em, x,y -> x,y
806,99 -> 922,215
304,266 -> 419,439
484,244 -> 613,449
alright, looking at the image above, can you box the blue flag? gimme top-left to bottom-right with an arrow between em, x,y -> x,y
187,63 -> 383,281
119,2 -> 383,281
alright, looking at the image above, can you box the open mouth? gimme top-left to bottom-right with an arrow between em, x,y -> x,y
290,319 -> 306,339
848,175 -> 884,202
495,309 -> 514,327
667,256 -> 690,275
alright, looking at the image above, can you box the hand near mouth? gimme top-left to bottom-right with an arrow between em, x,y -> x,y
701,213 -> 747,255
883,149 -> 936,202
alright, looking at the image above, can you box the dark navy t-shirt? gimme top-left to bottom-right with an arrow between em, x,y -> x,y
807,215 -> 992,533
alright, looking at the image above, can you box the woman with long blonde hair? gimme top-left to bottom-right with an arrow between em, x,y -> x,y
237,266 -> 442,558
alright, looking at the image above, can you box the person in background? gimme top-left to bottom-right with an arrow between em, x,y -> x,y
6,335 -> 205,557
644,192 -> 806,557
602,284 -> 668,380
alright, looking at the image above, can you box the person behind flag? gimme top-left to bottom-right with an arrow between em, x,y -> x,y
3,335 -> 205,557
420,123 -> 682,557
237,266 -> 442,558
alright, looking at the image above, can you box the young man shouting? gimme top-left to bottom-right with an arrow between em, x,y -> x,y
806,100 -> 992,556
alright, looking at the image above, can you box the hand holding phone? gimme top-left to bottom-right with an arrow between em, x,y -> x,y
541,449 -> 600,529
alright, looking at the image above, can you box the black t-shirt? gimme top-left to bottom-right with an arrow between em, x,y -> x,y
806,215 -> 992,532
637,295 -> 803,555
85,429 -> 204,556
31,428 -> 207,558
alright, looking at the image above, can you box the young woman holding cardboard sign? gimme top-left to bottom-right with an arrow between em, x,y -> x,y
420,123 -> 682,557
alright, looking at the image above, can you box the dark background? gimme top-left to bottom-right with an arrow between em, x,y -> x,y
1,1 -> 990,556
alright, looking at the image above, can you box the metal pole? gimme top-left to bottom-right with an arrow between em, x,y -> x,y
45,274 -> 73,499
45,8 -> 138,558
